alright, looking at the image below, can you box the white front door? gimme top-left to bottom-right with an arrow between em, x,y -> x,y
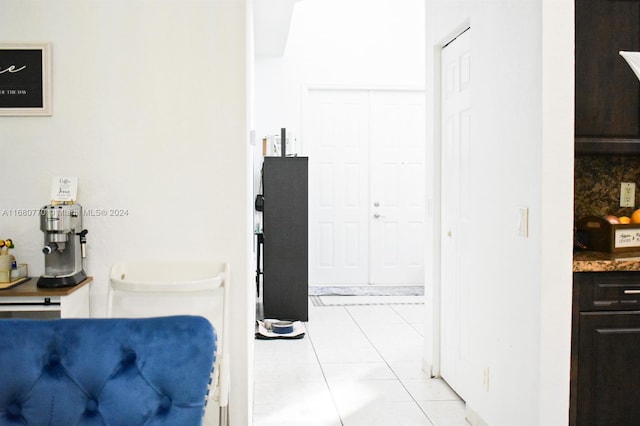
440,28 -> 476,399
307,89 -> 425,286
369,91 -> 426,284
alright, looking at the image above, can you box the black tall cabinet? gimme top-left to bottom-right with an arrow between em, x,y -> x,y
262,157 -> 308,321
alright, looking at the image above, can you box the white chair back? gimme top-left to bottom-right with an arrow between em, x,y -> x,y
107,260 -> 230,426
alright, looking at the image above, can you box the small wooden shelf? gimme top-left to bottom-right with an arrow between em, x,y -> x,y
0,277 -> 92,297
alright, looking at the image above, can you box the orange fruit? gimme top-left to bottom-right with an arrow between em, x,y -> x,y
620,216 -> 632,224
632,209 -> 640,223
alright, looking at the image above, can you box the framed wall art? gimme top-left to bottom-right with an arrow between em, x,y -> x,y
0,43 -> 51,116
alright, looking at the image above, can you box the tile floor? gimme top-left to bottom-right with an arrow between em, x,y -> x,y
253,295 -> 470,426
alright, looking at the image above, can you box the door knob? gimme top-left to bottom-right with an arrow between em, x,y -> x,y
374,202 -> 380,207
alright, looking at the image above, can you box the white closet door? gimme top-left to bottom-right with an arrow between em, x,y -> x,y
440,29 -> 476,400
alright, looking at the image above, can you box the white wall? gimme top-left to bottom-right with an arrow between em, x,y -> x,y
254,0 -> 425,148
0,1 -> 253,424
423,0 -> 574,424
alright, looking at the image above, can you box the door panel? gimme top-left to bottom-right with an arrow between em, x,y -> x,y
577,312 -> 640,426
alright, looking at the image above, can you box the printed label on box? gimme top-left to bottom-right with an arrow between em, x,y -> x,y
615,228 -> 640,248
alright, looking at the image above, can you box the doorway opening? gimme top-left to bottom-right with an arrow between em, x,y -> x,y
253,0 -> 426,297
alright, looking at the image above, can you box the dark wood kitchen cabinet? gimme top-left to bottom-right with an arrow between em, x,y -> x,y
571,271 -> 640,425
575,0 -> 640,154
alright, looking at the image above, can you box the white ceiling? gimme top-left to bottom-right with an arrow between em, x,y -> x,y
253,0 -> 302,57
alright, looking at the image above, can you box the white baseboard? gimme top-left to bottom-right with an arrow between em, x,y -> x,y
465,405 -> 489,426
421,358 -> 436,378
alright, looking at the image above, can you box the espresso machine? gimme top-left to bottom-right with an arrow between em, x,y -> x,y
37,203 -> 88,288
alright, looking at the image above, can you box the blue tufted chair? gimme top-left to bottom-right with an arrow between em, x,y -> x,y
0,315 -> 216,426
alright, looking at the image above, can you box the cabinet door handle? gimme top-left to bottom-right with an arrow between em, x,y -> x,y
623,289 -> 640,295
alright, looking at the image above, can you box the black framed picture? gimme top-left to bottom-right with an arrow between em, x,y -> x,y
0,43 -> 51,116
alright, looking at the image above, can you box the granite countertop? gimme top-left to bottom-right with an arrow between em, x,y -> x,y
574,250 -> 640,272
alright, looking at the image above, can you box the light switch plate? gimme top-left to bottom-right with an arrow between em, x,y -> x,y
518,207 -> 528,238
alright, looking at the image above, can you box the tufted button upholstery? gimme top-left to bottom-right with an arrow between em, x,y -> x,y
85,398 -> 99,415
121,349 -> 137,366
7,402 -> 21,418
158,395 -> 172,414
0,316 -> 216,426
48,352 -> 61,366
